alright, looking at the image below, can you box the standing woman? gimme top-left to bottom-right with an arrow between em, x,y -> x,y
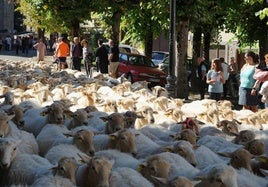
238,51 -> 259,112
81,39 -> 93,77
33,38 -> 46,63
206,58 -> 226,101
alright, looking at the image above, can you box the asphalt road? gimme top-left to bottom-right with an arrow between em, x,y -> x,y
0,48 -> 37,61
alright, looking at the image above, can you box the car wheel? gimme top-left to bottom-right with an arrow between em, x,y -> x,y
127,74 -> 133,83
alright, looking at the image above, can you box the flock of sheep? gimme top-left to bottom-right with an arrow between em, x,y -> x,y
0,57 -> 267,187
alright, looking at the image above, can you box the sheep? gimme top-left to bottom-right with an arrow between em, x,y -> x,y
151,96 -> 169,111
43,129 -> 95,164
197,135 -> 243,153
244,139 -> 265,156
97,99 -> 118,113
0,111 -> 38,154
36,124 -> 71,156
76,155 -> 114,187
194,163 -> 238,187
233,130 -> 256,145
95,149 -> 140,169
151,176 -> 198,187
110,167 -> 154,187
44,143 -> 89,165
64,109 -> 90,130
216,119 -> 241,136
138,152 -> 199,184
151,85 -> 168,97
23,102 -> 67,136
4,105 -> 25,129
31,157 -> 78,187
171,129 -> 198,145
117,98 -> 137,112
219,148 -> 253,171
0,91 -> 14,106
94,129 -> 139,156
101,112 -> 125,134
138,154 -> 171,186
164,140 -> 197,167
134,105 -> 156,129
0,138 -> 53,186
123,110 -> 143,129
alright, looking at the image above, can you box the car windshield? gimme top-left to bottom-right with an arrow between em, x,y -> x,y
152,53 -> 167,60
129,55 -> 156,67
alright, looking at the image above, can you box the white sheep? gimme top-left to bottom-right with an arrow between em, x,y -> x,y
23,102 -> 67,136
36,124 -> 70,156
194,163 -> 238,187
75,155 -> 114,187
110,167 -> 154,187
134,105 -> 157,129
0,138 -> 53,186
95,149 -> 140,169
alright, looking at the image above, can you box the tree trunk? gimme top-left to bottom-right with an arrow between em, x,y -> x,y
37,28 -> 45,39
71,19 -> 80,39
144,25 -> 153,58
111,11 -> 122,45
203,27 -> 211,62
191,27 -> 202,92
175,18 -> 189,99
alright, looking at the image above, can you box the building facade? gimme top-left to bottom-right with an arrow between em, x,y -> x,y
0,0 -> 14,36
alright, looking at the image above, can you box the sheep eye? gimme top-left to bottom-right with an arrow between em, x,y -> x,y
60,167 -> 65,172
13,147 -> 17,151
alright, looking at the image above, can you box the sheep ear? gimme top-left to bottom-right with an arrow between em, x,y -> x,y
50,164 -> 58,176
193,174 -> 208,181
162,146 -> 173,152
64,110 -> 74,118
88,114 -> 94,119
63,132 -> 73,138
217,152 -> 232,157
77,153 -> 91,163
137,163 -> 146,171
233,119 -> 242,125
260,169 -> 268,176
151,176 -> 169,185
100,116 -> 108,122
40,110 -> 48,116
193,145 -> 200,150
255,156 -> 268,163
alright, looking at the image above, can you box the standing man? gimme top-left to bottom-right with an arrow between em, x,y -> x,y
108,39 -> 119,78
220,57 -> 229,99
55,37 -> 70,70
95,39 -> 109,74
70,37 -> 83,71
196,56 -> 208,100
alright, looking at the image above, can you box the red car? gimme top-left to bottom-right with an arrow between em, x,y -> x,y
117,52 -> 167,87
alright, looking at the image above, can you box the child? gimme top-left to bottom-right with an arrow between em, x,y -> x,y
206,58 -> 226,101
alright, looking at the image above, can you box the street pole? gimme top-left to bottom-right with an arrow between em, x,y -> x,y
165,0 -> 177,98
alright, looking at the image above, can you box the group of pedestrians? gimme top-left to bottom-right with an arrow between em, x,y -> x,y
53,36 -> 119,78
0,35 -> 34,55
196,51 -> 268,112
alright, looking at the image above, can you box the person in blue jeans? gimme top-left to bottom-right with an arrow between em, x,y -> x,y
206,58 -> 226,101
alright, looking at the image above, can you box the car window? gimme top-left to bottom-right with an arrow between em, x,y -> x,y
122,47 -> 131,53
152,53 -> 166,60
120,53 -> 128,62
